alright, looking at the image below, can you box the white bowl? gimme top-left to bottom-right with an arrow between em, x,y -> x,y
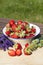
2,23 -> 40,46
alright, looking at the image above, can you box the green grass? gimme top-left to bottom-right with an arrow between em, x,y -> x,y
0,0 -> 43,23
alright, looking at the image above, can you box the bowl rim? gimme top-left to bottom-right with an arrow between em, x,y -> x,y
2,23 -> 40,40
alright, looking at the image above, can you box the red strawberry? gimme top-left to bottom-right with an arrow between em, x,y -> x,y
6,31 -> 10,36
29,34 -> 35,37
17,30 -> 21,33
25,43 -> 29,47
31,28 -> 36,33
26,36 -> 30,38
26,34 -> 34,38
25,30 -> 29,34
14,43 -> 22,50
23,22 -> 28,26
9,20 -> 15,26
25,22 -> 28,24
8,49 -> 16,56
21,25 -> 25,30
23,48 -> 29,55
17,20 -> 23,25
16,49 -> 22,56
10,34 -> 18,38
12,24 -> 17,32
23,48 -> 32,55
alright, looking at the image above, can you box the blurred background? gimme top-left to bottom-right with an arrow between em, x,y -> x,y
0,0 -> 43,23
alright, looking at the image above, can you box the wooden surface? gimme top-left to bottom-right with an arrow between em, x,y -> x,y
0,48 -> 43,65
0,18 -> 43,65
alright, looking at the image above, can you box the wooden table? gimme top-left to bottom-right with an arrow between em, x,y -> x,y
0,18 -> 43,65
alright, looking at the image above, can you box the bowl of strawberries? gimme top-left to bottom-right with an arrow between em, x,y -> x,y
3,20 -> 40,46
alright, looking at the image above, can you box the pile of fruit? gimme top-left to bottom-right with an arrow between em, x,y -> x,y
0,34 -> 43,56
5,20 -> 36,38
23,39 -> 43,55
0,19 -> 43,57
8,39 -> 43,56
8,43 -> 22,56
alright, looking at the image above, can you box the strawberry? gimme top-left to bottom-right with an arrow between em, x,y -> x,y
23,22 -> 28,26
25,30 -> 29,34
29,34 -> 35,37
12,24 -> 17,32
16,49 -> 22,56
10,34 -> 18,38
23,48 -> 32,55
21,25 -> 25,30
13,43 -> 22,50
6,31 -> 10,36
24,22 -> 28,24
26,34 -> 34,38
17,30 -> 21,33
17,20 -> 23,25
8,49 -> 16,56
31,28 -> 36,33
9,20 -> 15,26
23,48 -> 28,55
25,43 -> 29,47
26,36 -> 30,38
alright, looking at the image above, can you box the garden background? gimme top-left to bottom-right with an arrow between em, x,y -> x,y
0,0 -> 43,23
